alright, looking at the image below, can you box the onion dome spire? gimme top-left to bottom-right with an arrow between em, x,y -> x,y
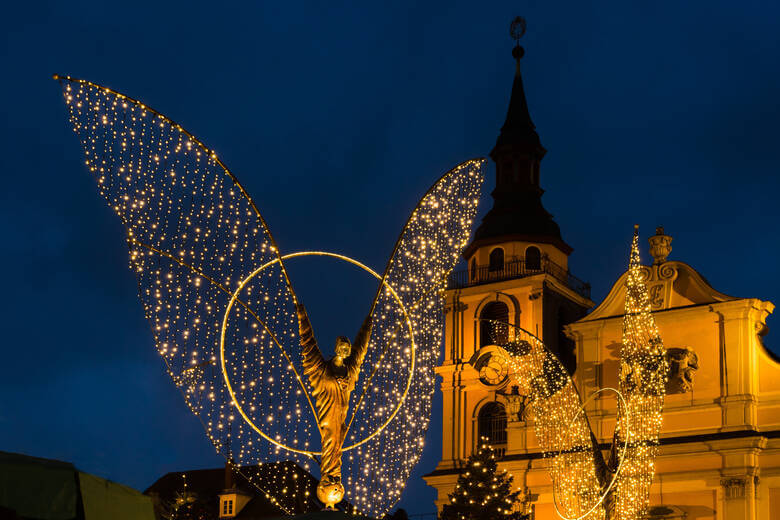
465,17 -> 571,258
492,17 -> 541,152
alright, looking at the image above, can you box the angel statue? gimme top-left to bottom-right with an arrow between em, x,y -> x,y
53,75 -> 485,517
297,304 -> 372,507
475,226 -> 668,520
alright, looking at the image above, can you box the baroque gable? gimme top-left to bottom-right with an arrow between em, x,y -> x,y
582,260 -> 736,321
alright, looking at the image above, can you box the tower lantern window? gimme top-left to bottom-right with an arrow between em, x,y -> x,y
501,161 -> 512,184
489,248 -> 504,272
525,246 -> 541,271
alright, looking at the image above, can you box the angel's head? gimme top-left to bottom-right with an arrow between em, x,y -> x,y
334,336 -> 352,362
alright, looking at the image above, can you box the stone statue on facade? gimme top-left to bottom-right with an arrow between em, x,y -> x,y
665,347 -> 699,394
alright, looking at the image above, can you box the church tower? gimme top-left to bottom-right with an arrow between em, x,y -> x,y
423,20 -> 593,512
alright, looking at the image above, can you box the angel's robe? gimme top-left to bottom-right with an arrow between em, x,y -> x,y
298,307 -> 372,481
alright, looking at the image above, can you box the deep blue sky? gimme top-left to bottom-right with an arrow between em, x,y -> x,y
1,1 -> 779,516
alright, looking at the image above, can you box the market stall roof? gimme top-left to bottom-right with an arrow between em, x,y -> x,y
0,450 -> 154,520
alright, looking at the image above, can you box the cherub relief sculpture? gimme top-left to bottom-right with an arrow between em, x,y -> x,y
665,347 -> 699,394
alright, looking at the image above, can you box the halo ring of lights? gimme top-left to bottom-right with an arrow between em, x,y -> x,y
552,387 -> 630,520
219,250 -> 416,457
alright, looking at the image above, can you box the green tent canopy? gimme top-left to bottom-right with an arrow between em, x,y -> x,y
0,451 -> 154,520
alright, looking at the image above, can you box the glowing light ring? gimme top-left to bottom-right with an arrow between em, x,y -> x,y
552,387 -> 630,520
496,323 -> 631,520
219,250 -> 416,457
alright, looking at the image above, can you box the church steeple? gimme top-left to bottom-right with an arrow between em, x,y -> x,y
464,18 -> 570,258
492,41 -> 541,153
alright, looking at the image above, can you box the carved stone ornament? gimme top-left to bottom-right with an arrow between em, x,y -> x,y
637,262 -> 677,311
648,226 -> 673,264
648,283 -> 665,309
665,347 -> 699,394
721,477 -> 747,500
501,386 -> 529,421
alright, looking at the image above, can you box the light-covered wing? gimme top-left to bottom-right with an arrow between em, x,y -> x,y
341,159 -> 485,517
56,76 -> 320,514
611,228 -> 668,519
499,325 -> 606,520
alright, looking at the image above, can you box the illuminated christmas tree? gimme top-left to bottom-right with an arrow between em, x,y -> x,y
440,438 -> 526,520
159,474 -> 215,520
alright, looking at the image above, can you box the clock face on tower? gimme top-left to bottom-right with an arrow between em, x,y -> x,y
476,352 -> 509,387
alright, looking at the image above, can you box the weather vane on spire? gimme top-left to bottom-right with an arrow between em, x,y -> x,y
510,16 -> 527,42
510,16 -> 527,61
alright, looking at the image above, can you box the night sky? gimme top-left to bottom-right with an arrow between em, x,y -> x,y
1,1 -> 779,516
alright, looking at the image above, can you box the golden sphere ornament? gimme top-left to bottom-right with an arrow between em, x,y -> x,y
317,479 -> 345,510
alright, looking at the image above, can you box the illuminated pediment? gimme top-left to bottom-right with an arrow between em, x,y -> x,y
581,260 -> 736,322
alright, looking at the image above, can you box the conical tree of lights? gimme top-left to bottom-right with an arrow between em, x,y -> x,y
440,438 -> 526,520
482,226 -> 668,520
611,226 -> 668,519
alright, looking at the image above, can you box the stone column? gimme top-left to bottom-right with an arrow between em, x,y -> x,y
721,476 -> 756,520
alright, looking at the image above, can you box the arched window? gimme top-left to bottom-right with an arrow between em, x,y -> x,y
525,246 -> 541,271
478,402 -> 507,448
469,257 -> 477,281
480,301 -> 509,347
488,248 -> 504,272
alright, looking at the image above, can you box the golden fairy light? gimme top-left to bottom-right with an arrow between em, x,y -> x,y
54,74 -> 484,518
484,226 -> 667,520
611,225 -> 668,520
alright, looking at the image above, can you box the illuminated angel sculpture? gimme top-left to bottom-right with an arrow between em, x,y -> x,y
480,227 -> 668,520
54,75 -> 485,517
297,305 -> 372,506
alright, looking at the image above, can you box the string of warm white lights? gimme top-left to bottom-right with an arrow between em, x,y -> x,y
481,227 -> 667,520
55,74 -> 484,518
442,437 -> 522,520
339,159 -> 484,516
493,323 -> 606,520
611,226 -> 668,520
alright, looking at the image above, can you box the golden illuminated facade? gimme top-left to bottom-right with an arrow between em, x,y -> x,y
424,40 -> 780,520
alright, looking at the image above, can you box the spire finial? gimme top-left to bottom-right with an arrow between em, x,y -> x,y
510,16 -> 527,65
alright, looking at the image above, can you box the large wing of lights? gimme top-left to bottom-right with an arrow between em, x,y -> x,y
496,325 -> 607,520
493,226 -> 667,520
56,76 -> 320,514
611,228 -> 668,519
341,159 -> 486,517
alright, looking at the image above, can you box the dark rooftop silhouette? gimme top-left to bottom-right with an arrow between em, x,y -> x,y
145,461 -> 321,519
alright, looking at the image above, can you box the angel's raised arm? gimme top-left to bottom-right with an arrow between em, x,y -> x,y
297,304 -> 325,377
346,315 -> 372,378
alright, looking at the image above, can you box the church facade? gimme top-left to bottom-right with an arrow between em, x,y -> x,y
422,40 -> 780,520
